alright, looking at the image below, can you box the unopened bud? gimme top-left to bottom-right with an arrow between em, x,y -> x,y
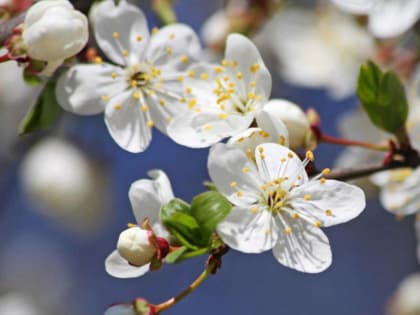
117,227 -> 156,267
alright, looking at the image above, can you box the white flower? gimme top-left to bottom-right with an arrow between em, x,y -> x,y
330,0 -> 420,38
256,99 -> 309,150
389,273 -> 420,315
117,227 -> 156,267
201,10 -> 230,53
208,143 -> 365,273
105,170 -> 174,278
105,305 -> 135,315
260,7 -> 374,99
20,137 -> 107,234
0,293 -> 42,315
56,0 -> 201,153
167,33 -> 272,148
22,0 -> 88,72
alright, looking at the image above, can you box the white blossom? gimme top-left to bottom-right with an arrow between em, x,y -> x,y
389,273 -> 420,315
330,0 -> 420,38
105,170 -> 174,278
117,227 -> 156,267
260,7 -> 374,99
0,293 -> 42,315
22,0 -> 88,73
208,143 -> 365,273
167,33 -> 272,148
57,0 -> 201,153
105,305 -> 135,315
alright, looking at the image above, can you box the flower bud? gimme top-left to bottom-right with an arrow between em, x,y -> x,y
117,227 -> 157,267
257,99 -> 310,150
389,273 -> 420,315
22,0 -> 88,70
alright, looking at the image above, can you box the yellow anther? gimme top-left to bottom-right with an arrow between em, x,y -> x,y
284,227 -> 292,234
185,87 -> 192,94
260,154 -> 266,159
215,66 -> 224,73
322,168 -> 331,175
287,152 -> 294,158
236,190 -> 243,197
258,147 -> 264,153
169,33 -> 175,40
133,92 -> 141,100
314,221 -> 322,228
114,104 -> 121,110
250,63 -> 260,72
274,201 -> 283,208
259,130 -> 269,138
236,72 -> 243,80
305,150 -> 315,161
188,70 -> 195,78
221,59 -> 228,67
250,81 -> 256,87
223,76 -> 229,81
130,80 -> 137,88
251,207 -> 259,214
325,209 -> 332,216
101,95 -> 110,102
319,178 -> 326,184
111,72 -> 117,79
279,135 -> 286,145
94,56 -> 103,64
127,223 -> 136,228
242,167 -> 250,173
180,97 -> 186,103
152,27 -> 159,34
147,120 -> 155,128
218,112 -> 228,119
292,212 -> 300,220
159,99 -> 166,106
181,55 -> 188,63
136,35 -> 143,42
195,108 -> 201,112
177,75 -> 184,82
303,194 -> 311,201
200,73 -> 208,80
203,124 -> 213,131
166,47 -> 172,55
231,60 -> 238,67
123,50 -> 129,57
112,32 -> 119,39
237,137 -> 245,143
248,92 -> 255,100
188,98 -> 196,109
141,104 -> 148,112
230,181 -> 237,188
264,228 -> 270,235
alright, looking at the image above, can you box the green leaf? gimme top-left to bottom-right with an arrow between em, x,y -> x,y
23,72 -> 42,86
160,198 -> 191,218
165,246 -> 188,264
357,60 -> 409,134
190,191 -> 232,244
163,212 -> 202,249
18,80 -> 62,135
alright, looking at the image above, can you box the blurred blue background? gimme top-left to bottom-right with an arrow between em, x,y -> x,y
0,1 -> 419,315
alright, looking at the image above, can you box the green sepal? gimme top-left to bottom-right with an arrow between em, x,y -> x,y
165,246 -> 188,264
357,60 -> 409,134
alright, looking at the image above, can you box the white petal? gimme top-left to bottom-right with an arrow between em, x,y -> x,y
93,0 -> 149,66
217,205 -> 277,253
415,217 -> 420,264
129,170 -> 174,227
105,250 -> 149,279
224,33 -> 272,98
146,24 -> 201,71
369,0 -> 420,38
104,90 -> 152,153
255,143 -> 308,185
167,110 -> 253,148
329,0 -> 375,14
104,305 -> 135,315
208,143 -> 262,207
272,218 -> 332,273
56,64 -> 125,115
289,179 -> 366,227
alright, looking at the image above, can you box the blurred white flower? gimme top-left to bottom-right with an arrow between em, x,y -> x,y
168,33 -> 272,148
201,10 -> 230,53
20,137 -> 109,235
105,304 -> 135,315
0,293 -> 43,315
22,0 -> 88,74
261,7 -> 374,99
330,0 -> 420,38
105,170 -> 173,279
57,0 -> 201,153
389,273 -> 420,315
208,143 -> 365,273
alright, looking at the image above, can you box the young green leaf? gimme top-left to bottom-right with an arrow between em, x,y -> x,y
357,60 -> 408,134
190,191 -> 232,244
163,212 -> 203,249
18,80 -> 62,135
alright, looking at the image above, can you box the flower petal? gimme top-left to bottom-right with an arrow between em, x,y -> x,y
167,109 -> 253,148
208,143 -> 262,207
56,63 -> 126,115
255,143 -> 308,186
105,250 -> 149,279
288,179 -> 366,227
104,305 -> 135,315
329,0 -> 375,14
368,0 -> 420,38
416,216 -> 420,263
272,218 -> 332,273
93,0 -> 149,66
129,170 -> 174,228
146,24 -> 201,71
217,205 -> 277,253
104,90 -> 152,153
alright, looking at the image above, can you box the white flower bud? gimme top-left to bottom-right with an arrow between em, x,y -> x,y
201,10 -> 230,52
390,273 -> 420,315
256,99 -> 310,150
22,0 -> 88,66
117,227 -> 156,267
